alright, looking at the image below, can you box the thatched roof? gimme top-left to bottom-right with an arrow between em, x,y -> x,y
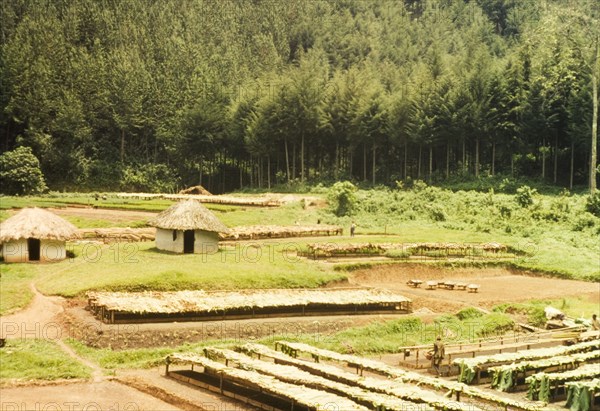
0,208 -> 78,242
149,199 -> 229,233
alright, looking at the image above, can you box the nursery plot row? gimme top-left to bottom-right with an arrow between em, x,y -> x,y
303,242 -> 510,259
527,364 -> 600,404
77,227 -> 155,242
116,192 -> 283,206
213,345 -> 480,410
220,224 -> 343,240
271,341 -> 546,411
449,336 -> 600,410
166,353 -> 368,411
203,347 -> 445,411
489,351 -> 600,392
454,339 -> 600,384
87,288 -> 412,324
167,349 -> 475,411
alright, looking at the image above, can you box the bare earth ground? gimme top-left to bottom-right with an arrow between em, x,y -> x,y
0,380 -> 181,410
349,264 -> 600,311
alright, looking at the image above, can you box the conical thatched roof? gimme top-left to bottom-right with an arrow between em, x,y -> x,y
149,199 -> 230,233
0,208 -> 78,242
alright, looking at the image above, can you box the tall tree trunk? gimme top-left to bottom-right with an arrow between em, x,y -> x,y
372,144 -> 376,185
404,143 -> 408,180
363,143 -> 367,181
292,143 -> 296,180
553,134 -> 558,184
446,143 -> 450,179
284,138 -> 290,183
491,141 -> 496,176
417,144 -> 422,180
249,157 -> 253,188
428,146 -> 433,182
475,138 -> 480,178
258,157 -> 262,189
591,62 -> 598,193
120,129 -> 125,163
199,159 -> 203,186
542,137 -> 546,179
462,138 -> 467,173
301,133 -> 305,182
570,141 -> 575,190
267,156 -> 271,189
511,154 -> 514,178
221,152 -> 226,194
239,159 -> 243,189
335,143 -> 339,179
349,149 -> 353,179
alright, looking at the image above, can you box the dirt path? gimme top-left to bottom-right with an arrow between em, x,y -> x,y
0,282 -> 65,339
349,264 -> 599,311
0,380 -> 182,410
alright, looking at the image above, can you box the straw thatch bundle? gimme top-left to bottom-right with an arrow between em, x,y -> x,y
0,208 -> 78,242
149,199 -> 229,233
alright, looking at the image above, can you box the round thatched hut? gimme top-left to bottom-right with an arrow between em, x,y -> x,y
0,208 -> 78,263
149,199 -> 229,254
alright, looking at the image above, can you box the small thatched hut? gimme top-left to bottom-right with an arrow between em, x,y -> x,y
0,208 -> 78,263
149,200 -> 229,254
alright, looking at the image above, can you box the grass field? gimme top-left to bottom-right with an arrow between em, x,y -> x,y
0,339 -> 91,382
0,264 -> 38,315
34,242 -> 345,298
66,339 -> 238,371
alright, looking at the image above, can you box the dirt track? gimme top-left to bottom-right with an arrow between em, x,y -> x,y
0,380 -> 181,410
349,264 -> 600,311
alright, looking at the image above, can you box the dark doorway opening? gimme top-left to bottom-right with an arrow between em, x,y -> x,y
183,230 -> 195,254
28,238 -> 40,261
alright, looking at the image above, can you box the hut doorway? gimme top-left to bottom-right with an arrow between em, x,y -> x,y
28,238 -> 40,261
183,230 -> 195,254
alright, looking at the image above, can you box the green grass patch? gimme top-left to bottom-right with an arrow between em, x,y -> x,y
0,194 -> 175,212
259,311 -> 515,355
65,339 -> 237,370
0,339 -> 92,381
0,264 -> 39,315
35,242 -> 346,297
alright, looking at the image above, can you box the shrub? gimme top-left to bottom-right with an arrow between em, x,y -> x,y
456,307 -> 484,320
427,204 -> 447,221
572,213 -> 597,231
476,313 -> 514,337
327,181 -> 357,216
498,178 -> 518,193
0,146 -> 47,195
585,192 -> 600,217
515,185 -> 537,207
120,163 -> 179,193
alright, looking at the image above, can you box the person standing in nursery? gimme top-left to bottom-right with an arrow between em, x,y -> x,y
432,336 -> 445,376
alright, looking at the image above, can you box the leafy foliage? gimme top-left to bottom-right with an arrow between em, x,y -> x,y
515,185 -> 537,207
585,192 -> 600,217
0,0 -> 598,192
0,146 -> 47,195
119,164 -> 180,193
328,181 -> 358,216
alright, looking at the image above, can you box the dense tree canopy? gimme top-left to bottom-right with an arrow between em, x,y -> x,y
0,0 -> 598,193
